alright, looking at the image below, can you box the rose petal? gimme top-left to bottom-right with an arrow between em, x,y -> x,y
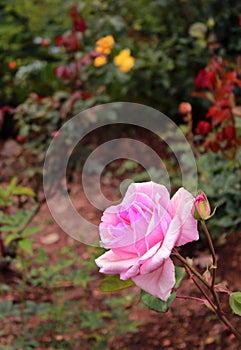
132,258 -> 175,301
171,188 -> 199,246
95,250 -> 139,275
139,215 -> 181,274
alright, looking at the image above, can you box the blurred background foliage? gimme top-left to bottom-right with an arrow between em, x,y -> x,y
1,0 -> 240,111
0,0 -> 241,233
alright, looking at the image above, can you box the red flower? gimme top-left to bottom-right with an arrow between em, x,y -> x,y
81,91 -> 92,100
222,126 -> 236,141
74,17 -> 86,33
196,121 -> 212,136
194,69 -> 216,89
55,33 -> 80,51
55,36 -> 64,46
69,4 -> 87,33
206,100 -> 231,125
54,65 -> 70,79
204,139 -> 219,153
64,32 -> 81,51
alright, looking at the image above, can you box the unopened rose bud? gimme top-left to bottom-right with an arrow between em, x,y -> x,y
9,61 -> 17,70
41,38 -> 50,46
16,134 -> 24,143
192,192 -> 212,220
179,102 -> 192,115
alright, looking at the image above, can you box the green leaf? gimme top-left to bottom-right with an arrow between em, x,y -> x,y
174,266 -> 185,288
1,225 -> 19,232
229,292 -> 241,316
9,177 -> 18,191
12,186 -> 35,197
19,238 -> 33,256
0,185 -> 6,198
99,275 -> 134,292
5,233 -> 19,245
140,291 -> 176,313
1,207 -> 37,232
22,226 -> 41,237
37,247 -> 48,263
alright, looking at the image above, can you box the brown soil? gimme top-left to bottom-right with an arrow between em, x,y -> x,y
1,180 -> 240,350
0,135 -> 240,350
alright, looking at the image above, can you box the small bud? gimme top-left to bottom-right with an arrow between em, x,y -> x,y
41,38 -> 50,46
192,192 -> 213,220
179,102 -> 192,115
9,61 -> 17,70
16,134 -> 24,143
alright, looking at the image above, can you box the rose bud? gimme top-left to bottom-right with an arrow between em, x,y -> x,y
179,102 -> 192,115
192,192 -> 213,220
16,134 -> 25,143
41,38 -> 50,46
9,61 -> 17,70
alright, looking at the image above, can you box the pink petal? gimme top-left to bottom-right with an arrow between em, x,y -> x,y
132,258 -> 175,301
95,250 -> 139,275
139,215 -> 181,274
171,187 -> 199,246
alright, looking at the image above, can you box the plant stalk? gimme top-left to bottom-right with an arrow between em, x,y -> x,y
172,248 -> 241,342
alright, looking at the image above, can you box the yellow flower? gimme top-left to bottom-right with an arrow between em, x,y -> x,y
95,35 -> 115,55
114,49 -> 135,73
96,46 -> 111,55
94,56 -> 107,67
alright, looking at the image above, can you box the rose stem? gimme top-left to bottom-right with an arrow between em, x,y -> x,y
172,247 -> 222,312
200,221 -> 222,312
172,250 -> 241,341
172,249 -> 210,289
176,295 -> 205,303
182,263 -> 217,312
200,220 -> 217,289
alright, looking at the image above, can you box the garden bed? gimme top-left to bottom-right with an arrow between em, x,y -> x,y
0,182 -> 240,350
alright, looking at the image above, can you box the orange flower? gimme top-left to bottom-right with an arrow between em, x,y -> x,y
95,35 -> 114,55
114,49 -> 135,73
94,56 -> 107,67
9,61 -> 17,70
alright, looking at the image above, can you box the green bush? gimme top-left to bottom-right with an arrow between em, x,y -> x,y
197,148 -> 241,237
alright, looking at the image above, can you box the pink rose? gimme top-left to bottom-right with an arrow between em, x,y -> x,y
95,182 -> 198,301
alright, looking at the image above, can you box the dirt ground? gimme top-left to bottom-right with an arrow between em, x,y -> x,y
44,189 -> 241,350
5,182 -> 239,350
0,138 -> 241,349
